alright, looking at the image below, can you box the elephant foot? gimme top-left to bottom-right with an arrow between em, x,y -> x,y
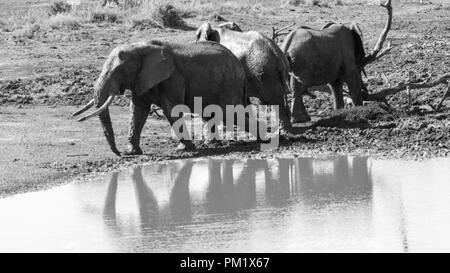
279,121 -> 294,134
279,133 -> 296,142
279,128 -> 293,137
122,145 -> 143,156
291,113 -> 311,123
257,138 -> 272,144
204,138 -> 220,145
176,141 -> 196,151
256,133 -> 272,144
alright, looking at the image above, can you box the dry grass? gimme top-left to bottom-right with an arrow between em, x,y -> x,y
0,19 -> 11,32
286,0 -> 352,6
9,23 -> 44,44
1,0 -> 354,36
46,14 -> 81,30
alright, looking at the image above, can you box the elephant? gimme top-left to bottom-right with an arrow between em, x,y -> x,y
73,40 -> 262,156
281,22 -> 366,122
195,22 -> 293,133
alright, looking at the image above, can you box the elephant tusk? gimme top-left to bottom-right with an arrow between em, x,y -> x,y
78,95 -> 115,122
72,99 -> 95,117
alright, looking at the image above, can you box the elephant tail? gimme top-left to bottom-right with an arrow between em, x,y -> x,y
277,58 -> 292,119
243,78 -> 250,107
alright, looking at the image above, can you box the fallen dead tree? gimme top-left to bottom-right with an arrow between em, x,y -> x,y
360,0 -> 449,110
365,73 -> 450,110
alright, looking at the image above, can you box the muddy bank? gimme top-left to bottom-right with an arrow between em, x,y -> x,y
1,98 -> 448,197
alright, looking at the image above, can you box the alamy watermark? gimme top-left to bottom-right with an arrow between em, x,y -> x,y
170,97 -> 280,150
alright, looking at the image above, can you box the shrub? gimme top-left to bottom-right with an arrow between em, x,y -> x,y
150,3 -> 186,28
122,0 -> 143,8
48,1 -> 72,16
287,0 -> 305,6
334,0 -> 343,5
307,0 -> 320,6
46,14 -> 81,30
90,11 -> 121,23
129,17 -> 161,30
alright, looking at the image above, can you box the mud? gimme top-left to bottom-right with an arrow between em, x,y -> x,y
0,1 -> 449,197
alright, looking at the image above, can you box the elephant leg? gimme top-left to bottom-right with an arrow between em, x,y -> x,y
246,78 -> 261,100
124,95 -> 151,155
228,104 -> 268,143
344,70 -> 364,106
329,79 -> 344,109
203,117 -> 221,145
290,76 -> 311,123
260,77 -> 293,134
159,94 -> 195,151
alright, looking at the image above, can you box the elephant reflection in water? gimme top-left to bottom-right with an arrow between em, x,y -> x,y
101,156 -> 411,251
206,159 -> 261,213
293,156 -> 373,204
103,162 -> 194,232
102,156 -> 375,228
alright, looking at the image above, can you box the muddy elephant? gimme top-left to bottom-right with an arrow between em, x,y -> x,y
73,40 -> 261,156
281,23 -> 366,122
195,22 -> 293,132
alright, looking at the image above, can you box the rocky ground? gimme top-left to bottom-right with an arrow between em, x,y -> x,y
0,0 -> 449,196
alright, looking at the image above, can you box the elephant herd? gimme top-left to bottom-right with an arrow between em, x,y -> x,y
72,15 -> 386,156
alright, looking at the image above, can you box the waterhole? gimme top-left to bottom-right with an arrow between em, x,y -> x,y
0,156 -> 449,252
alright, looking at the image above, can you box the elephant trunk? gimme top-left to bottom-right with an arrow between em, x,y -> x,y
77,93 -> 119,156
99,109 -> 120,156
95,81 -> 121,156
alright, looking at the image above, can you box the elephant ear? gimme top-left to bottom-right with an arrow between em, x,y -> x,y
218,22 -> 242,32
134,46 -> 175,96
195,22 -> 213,41
350,22 -> 365,66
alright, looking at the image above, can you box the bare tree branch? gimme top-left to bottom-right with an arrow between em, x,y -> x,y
272,23 -> 296,42
436,84 -> 450,111
361,0 -> 393,67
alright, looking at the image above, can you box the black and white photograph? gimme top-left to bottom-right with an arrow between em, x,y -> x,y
0,0 -> 449,257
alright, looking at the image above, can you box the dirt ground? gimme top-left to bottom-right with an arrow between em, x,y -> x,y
0,0 -> 449,197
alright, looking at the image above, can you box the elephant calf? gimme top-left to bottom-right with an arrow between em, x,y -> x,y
281,23 -> 366,122
195,22 -> 293,132
73,40 -> 263,156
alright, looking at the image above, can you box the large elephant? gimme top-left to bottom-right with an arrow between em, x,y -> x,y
73,40 -> 260,156
195,22 -> 293,132
281,23 -> 366,122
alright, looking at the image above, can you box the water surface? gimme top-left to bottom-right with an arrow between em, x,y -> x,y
1,156 -> 449,252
